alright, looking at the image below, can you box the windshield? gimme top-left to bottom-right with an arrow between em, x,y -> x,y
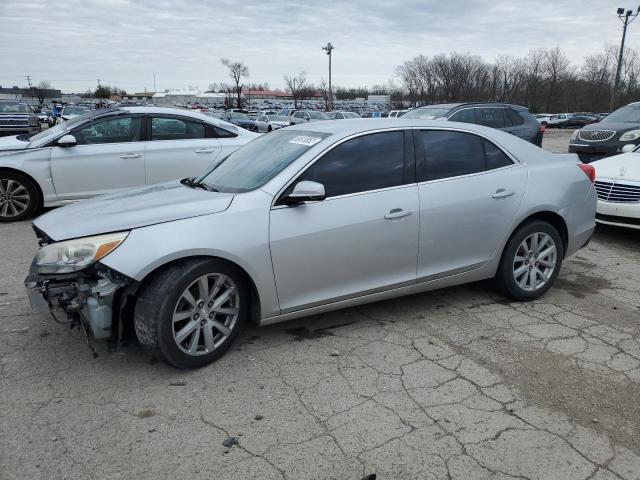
602,105 -> 640,123
268,115 -> 289,122
197,129 -> 330,193
402,107 -> 451,119
343,112 -> 361,118
308,111 -> 329,120
230,113 -> 249,120
0,102 -> 31,113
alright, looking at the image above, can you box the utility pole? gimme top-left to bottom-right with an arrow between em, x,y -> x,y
610,7 -> 640,111
25,75 -> 33,100
153,72 -> 157,93
322,42 -> 334,111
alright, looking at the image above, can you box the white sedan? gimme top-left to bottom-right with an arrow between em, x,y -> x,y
0,106 -> 258,221
592,148 -> 640,229
254,114 -> 290,132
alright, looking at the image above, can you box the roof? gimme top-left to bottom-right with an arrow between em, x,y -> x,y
283,118 -> 547,159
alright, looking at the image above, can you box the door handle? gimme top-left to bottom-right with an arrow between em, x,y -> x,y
384,208 -> 413,220
119,153 -> 141,159
492,189 -> 515,199
195,148 -> 215,154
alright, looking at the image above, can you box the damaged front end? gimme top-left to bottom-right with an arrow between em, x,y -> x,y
24,227 -> 133,352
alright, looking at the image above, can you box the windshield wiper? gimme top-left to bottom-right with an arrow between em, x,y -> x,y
181,177 -> 218,192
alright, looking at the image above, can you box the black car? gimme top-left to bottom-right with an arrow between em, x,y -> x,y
403,102 -> 544,146
569,102 -> 640,163
221,111 -> 257,131
558,114 -> 599,129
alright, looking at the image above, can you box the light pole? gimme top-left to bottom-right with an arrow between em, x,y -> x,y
322,42 -> 334,111
610,6 -> 640,111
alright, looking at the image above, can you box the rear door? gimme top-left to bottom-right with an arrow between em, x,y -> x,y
50,114 -> 146,199
143,115 -> 222,184
416,129 -> 527,280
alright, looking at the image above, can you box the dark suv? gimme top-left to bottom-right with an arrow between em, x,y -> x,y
568,102 -> 640,162
403,102 -> 544,146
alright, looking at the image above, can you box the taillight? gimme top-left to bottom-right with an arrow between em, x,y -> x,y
578,163 -> 595,183
539,124 -> 546,133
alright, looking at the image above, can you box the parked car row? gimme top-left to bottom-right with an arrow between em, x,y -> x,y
535,112 -> 603,128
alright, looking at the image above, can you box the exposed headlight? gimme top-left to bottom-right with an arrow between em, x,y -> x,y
619,129 -> 640,142
570,130 -> 579,141
35,232 -> 129,273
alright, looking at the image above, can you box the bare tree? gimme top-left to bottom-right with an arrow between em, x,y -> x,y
318,78 -> 330,111
221,58 -> 249,108
284,71 -> 307,108
33,80 -> 52,104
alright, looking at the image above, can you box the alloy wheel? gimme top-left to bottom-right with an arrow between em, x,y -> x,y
172,273 -> 240,356
512,232 -> 557,292
0,178 -> 31,219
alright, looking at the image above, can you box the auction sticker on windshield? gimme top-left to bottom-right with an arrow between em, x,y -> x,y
289,136 -> 323,146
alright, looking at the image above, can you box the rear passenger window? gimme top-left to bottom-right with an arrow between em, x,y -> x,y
419,131 -> 514,181
506,108 -> 524,126
449,109 -> 475,124
151,117 -> 205,140
476,108 -> 505,128
420,131 -> 485,181
483,140 -> 513,170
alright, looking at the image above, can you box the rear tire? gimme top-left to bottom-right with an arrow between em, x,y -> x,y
494,220 -> 563,301
0,172 -> 40,222
134,258 -> 248,369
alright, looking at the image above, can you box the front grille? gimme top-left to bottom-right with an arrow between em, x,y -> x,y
0,119 -> 29,126
579,130 -> 616,142
594,180 -> 640,203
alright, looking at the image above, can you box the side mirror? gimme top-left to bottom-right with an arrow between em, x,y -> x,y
284,181 -> 326,205
57,134 -> 77,147
622,144 -> 637,153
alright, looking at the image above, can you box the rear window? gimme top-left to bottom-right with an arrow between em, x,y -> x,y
403,107 -> 451,120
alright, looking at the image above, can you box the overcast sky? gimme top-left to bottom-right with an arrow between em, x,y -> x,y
0,0 -> 633,93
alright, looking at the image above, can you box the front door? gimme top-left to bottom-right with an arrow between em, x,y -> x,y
50,114 -> 145,199
269,130 -> 419,313
416,129 -> 527,280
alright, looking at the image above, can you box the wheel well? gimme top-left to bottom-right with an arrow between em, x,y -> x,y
512,211 -> 569,257
0,167 -> 44,208
123,255 -> 262,329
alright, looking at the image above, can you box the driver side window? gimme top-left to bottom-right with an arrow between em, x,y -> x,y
73,116 -> 142,145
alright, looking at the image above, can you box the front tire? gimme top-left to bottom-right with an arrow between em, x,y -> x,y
494,220 -> 563,301
134,258 -> 248,369
0,172 -> 40,222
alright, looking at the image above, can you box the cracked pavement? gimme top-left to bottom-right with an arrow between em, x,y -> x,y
2,133 -> 640,480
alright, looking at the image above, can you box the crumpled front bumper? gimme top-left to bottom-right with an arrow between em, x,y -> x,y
24,263 -> 131,340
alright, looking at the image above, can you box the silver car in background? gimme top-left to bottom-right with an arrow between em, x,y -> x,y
254,114 -> 290,132
25,119 -> 597,369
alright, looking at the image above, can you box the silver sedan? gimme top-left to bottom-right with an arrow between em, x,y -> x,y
26,119 -> 597,368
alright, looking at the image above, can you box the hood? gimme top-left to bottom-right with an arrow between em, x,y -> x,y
0,135 -> 30,151
582,122 -> 638,133
33,181 -> 235,241
592,153 -> 640,182
233,119 -> 255,126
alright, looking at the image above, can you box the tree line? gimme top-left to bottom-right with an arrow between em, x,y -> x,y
395,45 -> 640,113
